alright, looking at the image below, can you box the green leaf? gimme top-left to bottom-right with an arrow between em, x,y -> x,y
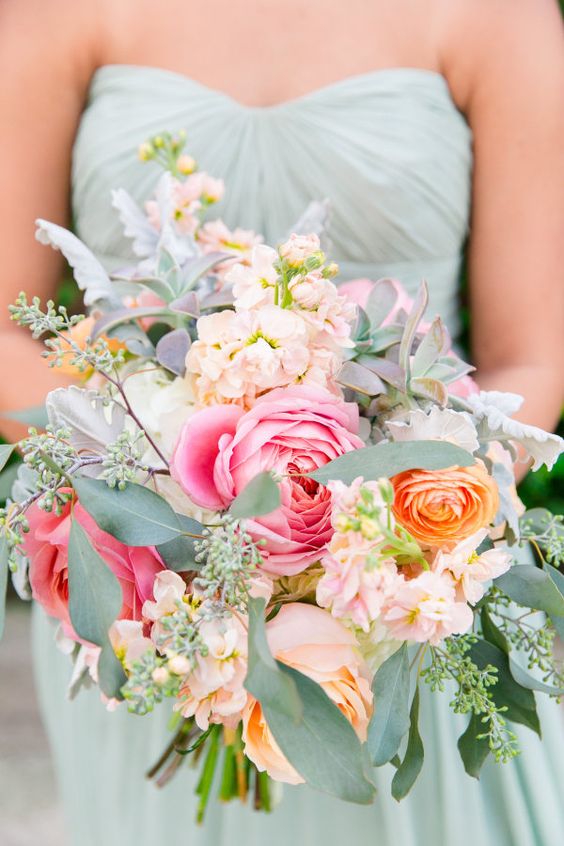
0,445 -> 14,473
391,685 -> 424,800
309,441 -> 475,486
398,282 -> 428,380
364,278 -> 399,328
230,472 -> 281,519
0,535 -> 9,640
480,606 -> 510,654
495,565 -> 564,618
457,713 -> 490,778
156,514 -> 201,573
367,643 -> 410,766
411,316 -> 449,377
508,657 -> 564,697
244,597 -> 302,721
73,478 -> 192,546
67,519 -> 126,698
337,361 -> 386,396
545,564 -> 564,640
469,639 -> 540,735
264,663 -> 376,804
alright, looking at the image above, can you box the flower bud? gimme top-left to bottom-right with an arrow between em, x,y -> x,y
303,251 -> 325,272
176,154 -> 197,175
152,667 -> 170,685
138,142 -> 154,162
168,654 -> 191,676
360,516 -> 380,540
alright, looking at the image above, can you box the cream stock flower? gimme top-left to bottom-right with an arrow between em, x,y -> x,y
433,529 -> 512,604
279,232 -> 322,267
186,305 -> 317,406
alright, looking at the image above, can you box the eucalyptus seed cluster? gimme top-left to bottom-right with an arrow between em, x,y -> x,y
194,516 -> 264,613
121,651 -> 181,716
9,293 -> 124,375
20,426 -> 77,510
520,512 -> 564,567
101,430 -> 150,490
422,635 -> 519,763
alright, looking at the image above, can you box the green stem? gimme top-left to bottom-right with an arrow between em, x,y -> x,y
219,742 -> 236,802
196,725 -> 221,824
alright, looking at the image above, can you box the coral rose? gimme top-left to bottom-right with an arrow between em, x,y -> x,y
391,462 -> 499,550
171,385 -> 364,575
242,603 -> 372,784
24,496 -> 165,639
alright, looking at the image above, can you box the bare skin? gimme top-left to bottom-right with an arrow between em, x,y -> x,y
0,0 -> 563,479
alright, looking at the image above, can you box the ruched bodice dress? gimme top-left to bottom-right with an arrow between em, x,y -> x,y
32,64 -> 563,846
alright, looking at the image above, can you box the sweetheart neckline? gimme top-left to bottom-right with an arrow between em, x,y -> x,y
91,63 -> 454,112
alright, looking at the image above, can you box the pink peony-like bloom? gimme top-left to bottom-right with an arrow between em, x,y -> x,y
279,233 -> 321,267
175,614 -> 248,730
433,529 -> 512,604
185,305 -> 330,407
171,385 -> 365,575
242,603 -> 373,784
383,570 -> 473,645
24,497 -> 165,639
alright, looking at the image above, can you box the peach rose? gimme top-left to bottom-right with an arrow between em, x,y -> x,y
391,462 -> 499,550
242,604 -> 372,784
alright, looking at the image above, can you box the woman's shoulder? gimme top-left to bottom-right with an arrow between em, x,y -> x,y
435,0 -> 563,112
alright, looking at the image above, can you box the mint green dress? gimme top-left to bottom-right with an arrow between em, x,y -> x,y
33,65 -> 563,846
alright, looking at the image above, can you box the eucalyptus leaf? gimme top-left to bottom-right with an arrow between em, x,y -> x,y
0,535 -> 9,640
508,656 -> 564,697
67,519 -> 126,698
480,606 -> 510,654
457,713 -> 490,778
35,220 -> 117,306
367,643 -> 410,766
230,472 -> 281,519
73,478 -> 189,545
337,361 -> 386,396
495,565 -> 564,618
46,386 -> 127,457
155,329 -> 192,377
308,441 -> 475,486
545,564 -> 564,641
391,685 -> 424,800
469,639 -> 540,735
244,597 -> 302,720
156,515 -> 202,572
0,445 -> 14,473
0,461 -> 20,503
264,663 -> 376,803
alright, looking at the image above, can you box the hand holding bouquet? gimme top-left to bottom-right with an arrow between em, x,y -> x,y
1,131 -> 563,820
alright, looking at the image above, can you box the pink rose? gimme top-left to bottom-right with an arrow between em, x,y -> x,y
24,495 -> 165,639
242,603 -> 373,784
171,385 -> 364,575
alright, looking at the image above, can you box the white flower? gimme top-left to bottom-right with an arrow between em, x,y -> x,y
387,407 -> 480,454
433,529 -> 512,604
467,391 -> 564,471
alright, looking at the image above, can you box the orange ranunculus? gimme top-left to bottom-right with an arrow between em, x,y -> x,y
391,462 -> 499,550
55,316 -> 124,378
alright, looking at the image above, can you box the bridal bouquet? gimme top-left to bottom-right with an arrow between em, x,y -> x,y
1,131 -> 563,820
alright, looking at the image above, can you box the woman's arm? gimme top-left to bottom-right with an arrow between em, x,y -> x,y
439,0 -> 564,480
0,0 -> 100,441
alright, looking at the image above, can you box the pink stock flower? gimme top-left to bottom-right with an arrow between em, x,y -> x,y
171,385 -> 364,575
24,497 -> 165,639
279,233 -> 321,267
242,603 -> 373,784
228,244 -> 279,309
433,529 -> 512,604
383,570 -> 473,645
291,271 -> 357,350
198,220 -> 262,268
109,620 -> 154,669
